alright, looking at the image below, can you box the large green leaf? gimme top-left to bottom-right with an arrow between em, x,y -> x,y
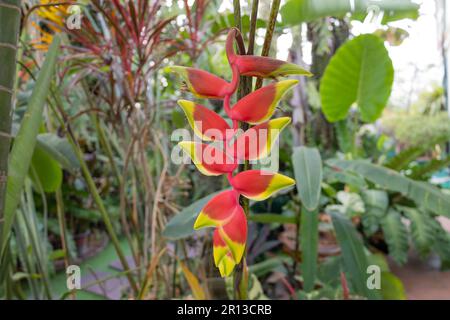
30,147 -> 62,193
292,147 -> 322,292
36,133 -> 80,171
162,190 -> 226,240
329,210 -> 380,299
1,37 -> 61,254
281,0 -> 419,26
320,34 -> 394,122
292,147 -> 323,211
327,159 -> 450,218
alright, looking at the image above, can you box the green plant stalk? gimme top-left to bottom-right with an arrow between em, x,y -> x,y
21,180 -> 53,299
0,0 -> 21,238
233,0 -> 250,300
0,36 -> 60,260
300,206 -> 318,292
55,188 -> 71,267
48,88 -> 139,295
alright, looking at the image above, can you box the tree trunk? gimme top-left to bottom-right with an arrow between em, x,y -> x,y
0,0 -> 21,229
290,25 -> 309,147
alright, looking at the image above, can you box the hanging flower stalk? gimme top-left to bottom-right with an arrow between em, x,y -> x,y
171,28 -> 311,277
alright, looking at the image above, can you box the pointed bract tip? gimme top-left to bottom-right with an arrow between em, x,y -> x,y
269,117 -> 292,130
177,99 -> 194,111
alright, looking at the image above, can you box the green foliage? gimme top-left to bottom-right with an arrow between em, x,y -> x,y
300,207 -> 319,292
36,133 -> 80,172
380,209 -> 409,265
409,155 -> 450,180
248,213 -> 295,225
380,272 -> 407,300
335,120 -> 354,154
30,147 -> 62,193
327,159 -> 450,218
382,112 -> 450,147
1,37 -> 61,255
320,34 -> 394,123
401,207 -> 435,257
292,147 -> 323,211
163,190 -> 227,240
329,210 -> 380,299
384,146 -> 425,171
292,147 -> 323,292
361,190 -> 388,236
280,0 -> 419,25
324,167 -> 368,189
431,220 -> 450,270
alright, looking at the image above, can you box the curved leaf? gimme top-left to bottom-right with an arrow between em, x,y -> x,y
30,147 -> 62,193
320,34 -> 394,122
292,147 -> 323,211
329,210 -> 380,299
36,133 -> 79,171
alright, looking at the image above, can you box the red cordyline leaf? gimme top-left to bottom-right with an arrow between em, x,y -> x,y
177,100 -> 233,141
232,117 -> 291,161
230,170 -> 295,201
229,80 -> 298,124
178,141 -> 237,175
169,66 -> 231,99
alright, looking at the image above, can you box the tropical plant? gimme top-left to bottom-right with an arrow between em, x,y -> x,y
170,27 -> 311,278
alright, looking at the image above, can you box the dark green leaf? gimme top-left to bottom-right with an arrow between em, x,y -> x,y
330,210 -> 380,299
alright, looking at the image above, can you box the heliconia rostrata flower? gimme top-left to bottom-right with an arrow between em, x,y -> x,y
170,28 -> 312,277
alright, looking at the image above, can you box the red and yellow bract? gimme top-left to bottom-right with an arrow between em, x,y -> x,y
171,28 -> 311,277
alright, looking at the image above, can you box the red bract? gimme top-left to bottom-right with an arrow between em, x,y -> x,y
173,28 -> 311,277
230,80 -> 298,124
169,66 -> 231,99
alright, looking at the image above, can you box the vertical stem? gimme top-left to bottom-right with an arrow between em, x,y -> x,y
247,0 -> 259,56
255,0 -> 281,90
232,0 -> 247,300
232,0 -> 282,300
0,0 -> 21,238
232,0 -> 262,300
49,89 -> 139,295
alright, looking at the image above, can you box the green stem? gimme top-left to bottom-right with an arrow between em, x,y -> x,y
0,0 -> 21,239
254,0 -> 281,90
49,89 -> 139,295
